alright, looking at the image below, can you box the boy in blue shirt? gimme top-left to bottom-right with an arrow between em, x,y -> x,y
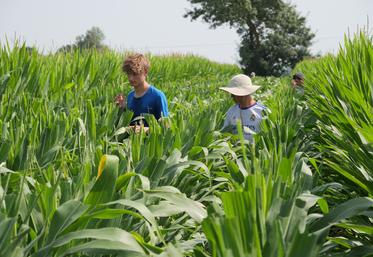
115,53 -> 169,131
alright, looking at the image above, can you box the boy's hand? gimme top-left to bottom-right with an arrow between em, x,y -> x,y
114,94 -> 126,108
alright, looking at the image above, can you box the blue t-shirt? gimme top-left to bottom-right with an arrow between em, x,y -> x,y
127,85 -> 169,125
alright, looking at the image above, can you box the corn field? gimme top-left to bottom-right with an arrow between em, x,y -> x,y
0,32 -> 372,257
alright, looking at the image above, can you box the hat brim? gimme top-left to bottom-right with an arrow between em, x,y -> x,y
219,85 -> 260,96
293,75 -> 304,80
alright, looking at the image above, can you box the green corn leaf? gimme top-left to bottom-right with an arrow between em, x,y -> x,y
144,186 -> 207,222
57,239 -> 146,257
310,197 -> 373,232
85,154 -> 119,206
53,227 -> 144,254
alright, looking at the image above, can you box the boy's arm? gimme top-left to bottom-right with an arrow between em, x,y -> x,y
157,92 -> 169,118
223,109 -> 231,128
221,109 -> 236,132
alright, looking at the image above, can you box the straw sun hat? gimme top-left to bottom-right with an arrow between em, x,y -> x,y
219,74 -> 260,96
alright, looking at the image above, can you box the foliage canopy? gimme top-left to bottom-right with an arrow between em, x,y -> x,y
58,26 -> 106,52
184,0 -> 315,76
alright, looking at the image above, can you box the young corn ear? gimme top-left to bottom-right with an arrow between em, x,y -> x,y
85,154 -> 119,206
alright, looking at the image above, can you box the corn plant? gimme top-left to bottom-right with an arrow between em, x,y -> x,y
0,33 -> 372,257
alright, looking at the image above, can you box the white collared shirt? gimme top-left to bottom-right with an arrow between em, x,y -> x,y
223,102 -> 266,142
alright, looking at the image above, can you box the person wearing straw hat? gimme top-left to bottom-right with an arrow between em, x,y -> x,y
220,74 -> 266,142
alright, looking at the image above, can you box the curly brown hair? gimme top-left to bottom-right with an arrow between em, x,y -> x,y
122,53 -> 150,75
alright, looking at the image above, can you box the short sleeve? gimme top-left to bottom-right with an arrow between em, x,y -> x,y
157,91 -> 169,118
223,107 -> 233,128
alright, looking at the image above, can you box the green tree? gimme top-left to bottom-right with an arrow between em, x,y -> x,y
58,26 -> 107,52
76,26 -> 106,50
184,0 -> 314,76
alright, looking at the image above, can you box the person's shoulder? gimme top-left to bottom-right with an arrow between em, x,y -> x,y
226,104 -> 239,115
150,85 -> 167,98
127,90 -> 135,99
254,102 -> 266,110
150,85 -> 163,94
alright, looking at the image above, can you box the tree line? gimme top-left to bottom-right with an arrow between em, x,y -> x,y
59,0 -> 314,77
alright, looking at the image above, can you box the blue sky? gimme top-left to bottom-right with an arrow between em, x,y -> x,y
0,0 -> 372,64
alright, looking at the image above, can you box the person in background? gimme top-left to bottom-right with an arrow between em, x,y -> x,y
291,72 -> 305,94
220,74 -> 266,142
115,53 -> 169,132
